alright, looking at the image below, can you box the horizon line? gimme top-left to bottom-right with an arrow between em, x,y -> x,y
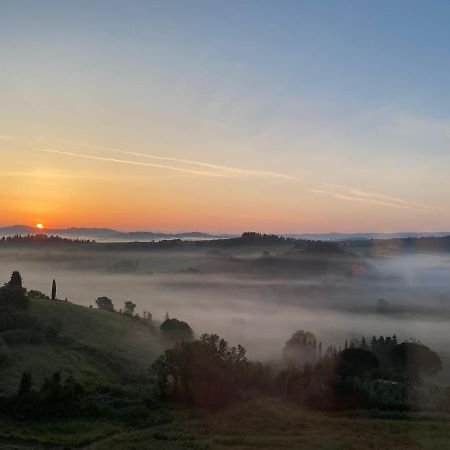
1,224 -> 450,237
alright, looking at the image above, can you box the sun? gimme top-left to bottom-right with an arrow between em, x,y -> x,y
36,223 -> 44,230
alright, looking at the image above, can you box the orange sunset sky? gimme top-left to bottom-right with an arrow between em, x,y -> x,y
1,2 -> 450,233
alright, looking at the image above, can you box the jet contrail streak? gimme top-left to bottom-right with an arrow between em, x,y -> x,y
31,147 -> 233,178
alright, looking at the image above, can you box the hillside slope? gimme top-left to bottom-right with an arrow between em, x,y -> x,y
0,299 -> 163,392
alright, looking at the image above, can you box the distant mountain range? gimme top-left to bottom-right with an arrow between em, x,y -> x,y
0,225 -> 230,241
0,226 -> 449,242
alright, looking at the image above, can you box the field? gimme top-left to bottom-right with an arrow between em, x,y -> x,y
0,398 -> 449,449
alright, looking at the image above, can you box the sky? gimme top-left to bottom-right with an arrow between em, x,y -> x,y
1,0 -> 450,233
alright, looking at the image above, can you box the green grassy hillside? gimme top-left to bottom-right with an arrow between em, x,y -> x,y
0,299 -> 163,392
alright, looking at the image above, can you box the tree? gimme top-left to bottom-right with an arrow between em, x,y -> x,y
51,279 -> 57,301
153,333 -> 254,407
123,301 -> 136,316
0,273 -> 29,310
390,342 -> 442,381
282,330 -> 318,368
336,348 -> 379,378
160,318 -> 193,343
361,337 -> 368,350
27,290 -> 49,300
143,311 -> 153,321
7,271 -> 23,289
95,297 -> 114,312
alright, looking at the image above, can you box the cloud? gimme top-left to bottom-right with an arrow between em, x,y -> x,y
309,186 -> 438,212
31,147 -> 233,178
32,145 -> 296,180
31,142 -> 438,213
82,144 -> 296,180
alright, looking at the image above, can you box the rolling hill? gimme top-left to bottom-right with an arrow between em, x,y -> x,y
0,298 -> 163,392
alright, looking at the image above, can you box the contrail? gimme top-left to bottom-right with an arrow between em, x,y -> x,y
345,188 -> 433,210
31,147 -> 233,178
31,143 -> 437,212
309,188 -> 437,212
83,144 -> 296,180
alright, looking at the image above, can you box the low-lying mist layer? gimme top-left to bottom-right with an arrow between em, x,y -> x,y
0,244 -> 449,373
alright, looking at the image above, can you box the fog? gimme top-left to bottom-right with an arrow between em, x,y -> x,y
1,245 -> 449,374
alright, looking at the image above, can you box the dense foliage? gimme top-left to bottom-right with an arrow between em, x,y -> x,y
153,334 -> 271,408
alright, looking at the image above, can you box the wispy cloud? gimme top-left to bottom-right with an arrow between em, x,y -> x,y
32,145 -> 296,180
31,143 -> 438,213
310,186 -> 438,212
82,144 -> 296,180
31,147 -> 233,178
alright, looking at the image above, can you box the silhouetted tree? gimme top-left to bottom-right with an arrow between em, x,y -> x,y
95,297 -> 114,312
160,318 -> 193,343
152,334 -> 268,407
7,271 -> 22,289
336,348 -> 379,378
27,290 -> 49,300
361,337 -> 368,350
143,311 -> 152,321
390,342 -> 442,381
51,279 -> 57,301
123,301 -> 136,316
283,330 -> 318,368
0,273 -> 29,310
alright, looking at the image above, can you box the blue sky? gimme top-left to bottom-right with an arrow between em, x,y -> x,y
1,1 -> 450,232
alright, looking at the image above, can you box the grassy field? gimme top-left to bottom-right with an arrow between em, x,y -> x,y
0,398 -> 448,450
0,298 -> 163,392
85,398 -> 450,450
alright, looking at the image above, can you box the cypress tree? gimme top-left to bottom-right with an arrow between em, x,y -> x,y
51,279 -> 57,301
